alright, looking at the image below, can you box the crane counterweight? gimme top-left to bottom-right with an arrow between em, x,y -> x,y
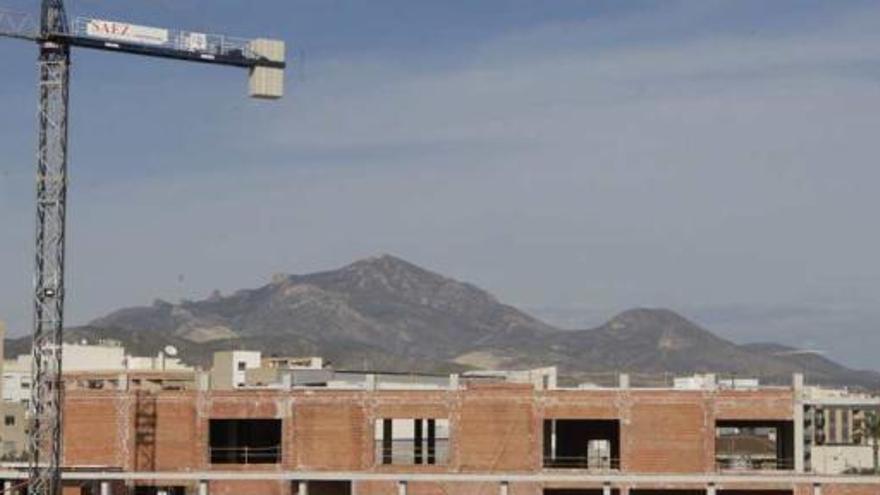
249,38 -> 286,99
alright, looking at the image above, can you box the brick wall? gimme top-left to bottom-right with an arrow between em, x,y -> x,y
821,485 -> 880,495
457,385 -> 537,472
623,392 -> 713,473
210,479 -> 290,495
714,390 -> 794,420
293,397 -> 366,470
63,392 -> 120,467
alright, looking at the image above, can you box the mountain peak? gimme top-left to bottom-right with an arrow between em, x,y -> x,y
344,253 -> 425,274
612,307 -> 693,325
609,307 -> 696,328
599,307 -> 733,354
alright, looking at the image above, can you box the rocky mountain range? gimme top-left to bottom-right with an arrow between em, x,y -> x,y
6,254 -> 879,388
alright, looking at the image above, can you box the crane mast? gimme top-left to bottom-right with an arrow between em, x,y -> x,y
30,1 -> 70,493
1,1 -> 286,493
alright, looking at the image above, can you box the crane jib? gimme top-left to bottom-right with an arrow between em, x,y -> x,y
59,34 -> 286,69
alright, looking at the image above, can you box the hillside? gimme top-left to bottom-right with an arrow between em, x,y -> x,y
6,255 -> 878,388
83,254 -> 556,370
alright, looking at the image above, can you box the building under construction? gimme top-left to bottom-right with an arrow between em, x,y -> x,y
0,363 -> 877,495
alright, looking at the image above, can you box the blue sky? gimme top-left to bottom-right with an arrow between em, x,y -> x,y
3,1 -> 880,370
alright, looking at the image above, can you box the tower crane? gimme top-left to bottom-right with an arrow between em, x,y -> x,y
0,1 -> 286,493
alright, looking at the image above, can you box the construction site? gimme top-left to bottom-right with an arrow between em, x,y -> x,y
2,1 -> 880,495
0,344 -> 878,495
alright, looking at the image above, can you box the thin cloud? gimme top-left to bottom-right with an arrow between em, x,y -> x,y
2,2 -> 880,370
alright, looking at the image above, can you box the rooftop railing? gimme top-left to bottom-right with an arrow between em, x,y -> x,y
715,456 -> 795,472
209,445 -> 281,464
544,456 -> 620,471
71,17 -> 259,61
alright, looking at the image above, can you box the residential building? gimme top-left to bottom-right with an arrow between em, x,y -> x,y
210,350 -> 262,390
0,402 -> 26,461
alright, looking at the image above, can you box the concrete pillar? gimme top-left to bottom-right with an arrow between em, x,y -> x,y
550,419 -> 557,461
3,480 -> 13,495
100,481 -> 111,495
603,483 -> 612,495
547,369 -> 557,390
706,483 -> 716,495
794,399 -> 805,473
618,373 -> 629,389
199,480 -> 209,495
533,373 -> 545,391
197,371 -> 210,391
793,373 -> 804,394
704,373 -> 717,391
365,374 -> 377,391
449,373 -> 460,390
397,481 -> 407,495
117,373 -> 129,391
499,481 -> 509,495
813,483 -> 822,495
297,481 -> 309,495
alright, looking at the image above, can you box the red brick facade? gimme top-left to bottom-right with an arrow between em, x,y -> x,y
57,384 -> 879,495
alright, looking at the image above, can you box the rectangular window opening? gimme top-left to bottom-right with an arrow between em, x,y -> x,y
374,418 -> 449,465
543,419 -> 620,470
209,418 -> 282,464
715,420 -> 794,471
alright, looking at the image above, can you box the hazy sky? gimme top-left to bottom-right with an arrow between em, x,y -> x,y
2,1 -> 880,369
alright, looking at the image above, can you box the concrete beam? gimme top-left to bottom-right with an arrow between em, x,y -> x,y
0,470 -> 875,485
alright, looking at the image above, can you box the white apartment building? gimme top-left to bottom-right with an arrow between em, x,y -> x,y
210,350 -> 262,390
2,342 -> 194,405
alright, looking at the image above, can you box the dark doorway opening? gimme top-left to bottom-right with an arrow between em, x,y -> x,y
295,481 -> 352,495
544,489 -> 621,495
133,487 -> 187,495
